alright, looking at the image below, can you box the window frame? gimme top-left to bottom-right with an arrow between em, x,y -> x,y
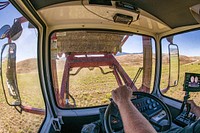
49,29 -> 157,110
1,0 -> 47,132
159,28 -> 200,102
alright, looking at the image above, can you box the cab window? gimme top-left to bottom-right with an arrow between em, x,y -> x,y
0,2 -> 45,132
160,30 -> 200,106
50,30 -> 155,108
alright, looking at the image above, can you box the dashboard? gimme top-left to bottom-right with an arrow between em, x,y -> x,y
100,94 -> 170,132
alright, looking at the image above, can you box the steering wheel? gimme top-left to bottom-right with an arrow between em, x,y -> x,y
104,92 -> 172,133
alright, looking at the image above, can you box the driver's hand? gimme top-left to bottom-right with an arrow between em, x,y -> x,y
111,85 -> 133,106
188,100 -> 200,118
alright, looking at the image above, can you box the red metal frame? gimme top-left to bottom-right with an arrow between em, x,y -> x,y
21,105 -> 45,115
57,53 -> 137,107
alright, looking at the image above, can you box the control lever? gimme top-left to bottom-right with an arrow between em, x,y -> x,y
185,103 -> 191,117
180,91 -> 190,113
174,88 -> 197,126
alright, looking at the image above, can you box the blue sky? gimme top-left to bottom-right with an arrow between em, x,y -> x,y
123,30 -> 200,56
161,30 -> 200,56
122,35 -> 156,54
0,1 -> 38,62
1,1 -> 200,62
122,35 -> 143,53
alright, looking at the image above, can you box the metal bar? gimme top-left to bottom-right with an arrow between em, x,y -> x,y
70,67 -> 83,76
141,36 -> 152,93
98,67 -> 113,75
112,54 -> 137,91
21,105 -> 45,115
68,54 -> 113,68
133,67 -> 143,83
51,60 -> 60,105
70,62 -> 112,68
113,66 -> 123,86
17,16 -> 27,24
60,55 -> 70,106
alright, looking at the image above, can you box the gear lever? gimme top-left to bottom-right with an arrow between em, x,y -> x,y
186,103 -> 191,117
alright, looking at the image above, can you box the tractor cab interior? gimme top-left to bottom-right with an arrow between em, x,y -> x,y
1,0 -> 200,133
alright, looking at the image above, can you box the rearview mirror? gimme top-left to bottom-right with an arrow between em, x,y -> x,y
0,25 -> 10,39
0,43 -> 21,106
168,44 -> 180,87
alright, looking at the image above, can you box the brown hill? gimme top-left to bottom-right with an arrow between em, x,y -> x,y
162,54 -> 200,65
16,54 -> 200,73
115,54 -> 144,66
16,58 -> 37,73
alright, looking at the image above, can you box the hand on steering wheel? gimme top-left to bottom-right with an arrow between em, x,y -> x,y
104,91 -> 172,133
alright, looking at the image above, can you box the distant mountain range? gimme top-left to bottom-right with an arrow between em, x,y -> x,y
116,52 -> 143,56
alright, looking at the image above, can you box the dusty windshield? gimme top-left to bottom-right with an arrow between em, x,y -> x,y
50,30 -> 155,108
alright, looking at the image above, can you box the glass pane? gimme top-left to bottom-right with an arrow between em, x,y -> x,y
160,30 -> 200,106
0,3 -> 45,132
50,30 -> 155,108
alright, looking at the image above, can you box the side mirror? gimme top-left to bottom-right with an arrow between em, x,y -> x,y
168,44 -> 180,87
0,25 -> 10,39
0,43 -> 21,106
9,20 -> 23,41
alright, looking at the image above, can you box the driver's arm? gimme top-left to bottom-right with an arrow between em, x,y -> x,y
112,85 -> 156,133
188,100 -> 200,118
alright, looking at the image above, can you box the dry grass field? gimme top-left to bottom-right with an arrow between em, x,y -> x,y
0,60 -> 44,133
0,54 -> 200,132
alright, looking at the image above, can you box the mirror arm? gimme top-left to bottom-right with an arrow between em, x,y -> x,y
161,86 -> 170,94
14,106 -> 22,114
16,16 -> 27,24
20,105 -> 45,115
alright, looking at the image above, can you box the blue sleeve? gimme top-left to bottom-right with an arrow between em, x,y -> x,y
180,120 -> 200,133
162,120 -> 200,133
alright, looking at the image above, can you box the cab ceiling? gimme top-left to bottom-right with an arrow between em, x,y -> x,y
28,0 -> 200,29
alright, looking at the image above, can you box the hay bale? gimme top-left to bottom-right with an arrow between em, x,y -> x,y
56,31 -> 124,53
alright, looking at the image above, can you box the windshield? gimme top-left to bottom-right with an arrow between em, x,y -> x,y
50,30 -> 155,108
